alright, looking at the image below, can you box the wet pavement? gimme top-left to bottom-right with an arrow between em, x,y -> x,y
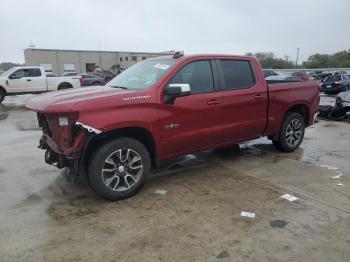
0,95 -> 350,262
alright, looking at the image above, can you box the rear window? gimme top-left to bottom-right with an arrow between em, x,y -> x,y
220,60 -> 255,90
25,68 -> 41,77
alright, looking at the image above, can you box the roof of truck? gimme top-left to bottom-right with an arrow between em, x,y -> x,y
149,54 -> 255,61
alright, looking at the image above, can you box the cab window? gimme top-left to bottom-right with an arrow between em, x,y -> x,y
219,60 -> 255,90
10,69 -> 25,79
25,68 -> 41,77
170,60 -> 214,94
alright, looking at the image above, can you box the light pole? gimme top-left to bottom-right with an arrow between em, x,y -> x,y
295,48 -> 300,69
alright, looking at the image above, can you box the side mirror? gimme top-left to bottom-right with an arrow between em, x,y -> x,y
9,74 -> 17,79
164,83 -> 190,104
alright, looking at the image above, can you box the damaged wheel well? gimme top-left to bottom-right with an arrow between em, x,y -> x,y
83,127 -> 158,169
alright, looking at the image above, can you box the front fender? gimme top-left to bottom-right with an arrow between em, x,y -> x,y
0,78 -> 9,93
76,106 -> 158,133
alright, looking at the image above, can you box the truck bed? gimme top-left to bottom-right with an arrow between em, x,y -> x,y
264,80 -> 320,136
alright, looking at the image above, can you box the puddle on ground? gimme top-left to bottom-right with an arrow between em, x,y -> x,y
15,119 -> 40,131
47,198 -> 100,221
0,112 -> 9,121
270,220 -> 288,228
216,251 -> 230,259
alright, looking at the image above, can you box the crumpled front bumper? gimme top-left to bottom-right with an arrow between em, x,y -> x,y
39,135 -> 78,168
39,130 -> 89,169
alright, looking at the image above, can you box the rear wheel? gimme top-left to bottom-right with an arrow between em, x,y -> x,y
58,84 -> 73,90
272,112 -> 305,152
88,138 -> 151,200
0,89 -> 5,103
92,81 -> 102,86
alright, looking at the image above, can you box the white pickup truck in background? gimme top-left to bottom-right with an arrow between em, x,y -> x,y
0,66 -> 82,103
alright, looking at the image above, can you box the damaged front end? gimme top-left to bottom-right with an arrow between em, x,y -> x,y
37,112 -> 100,175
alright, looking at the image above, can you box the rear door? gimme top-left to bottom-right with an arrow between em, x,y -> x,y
159,60 -> 223,158
215,59 -> 268,143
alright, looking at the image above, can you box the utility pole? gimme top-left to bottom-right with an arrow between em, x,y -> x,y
98,42 -> 102,69
295,48 -> 300,69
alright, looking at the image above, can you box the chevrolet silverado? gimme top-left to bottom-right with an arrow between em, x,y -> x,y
26,53 -> 320,200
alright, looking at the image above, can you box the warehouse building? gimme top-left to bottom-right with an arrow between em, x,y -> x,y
24,48 -> 175,75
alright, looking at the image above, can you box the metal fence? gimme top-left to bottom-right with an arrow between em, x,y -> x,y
271,68 -> 350,74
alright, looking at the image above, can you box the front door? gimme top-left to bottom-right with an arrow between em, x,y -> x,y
7,69 -> 28,93
158,60 -> 223,158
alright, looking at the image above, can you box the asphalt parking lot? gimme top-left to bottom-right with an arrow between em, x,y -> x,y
0,95 -> 349,262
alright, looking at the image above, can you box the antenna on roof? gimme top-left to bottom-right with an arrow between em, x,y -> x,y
173,51 -> 184,59
28,40 -> 35,48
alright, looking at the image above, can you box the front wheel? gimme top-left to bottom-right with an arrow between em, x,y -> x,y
273,112 -> 305,152
88,138 -> 151,200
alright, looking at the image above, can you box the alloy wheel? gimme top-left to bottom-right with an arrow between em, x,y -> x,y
285,119 -> 302,148
101,149 -> 143,192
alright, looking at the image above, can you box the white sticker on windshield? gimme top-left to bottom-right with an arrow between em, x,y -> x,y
153,63 -> 170,70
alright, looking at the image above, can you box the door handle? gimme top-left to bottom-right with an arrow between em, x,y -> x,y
26,79 -> 32,82
207,99 -> 221,105
255,94 -> 264,100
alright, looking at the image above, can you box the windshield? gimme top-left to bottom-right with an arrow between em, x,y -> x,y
1,67 -> 17,76
106,60 -> 176,90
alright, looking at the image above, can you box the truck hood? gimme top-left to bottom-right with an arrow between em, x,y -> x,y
26,86 -> 133,113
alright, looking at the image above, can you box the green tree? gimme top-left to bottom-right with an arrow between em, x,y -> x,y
332,50 -> 350,68
302,50 -> 350,68
0,62 -> 23,72
302,54 -> 332,68
245,52 -> 294,69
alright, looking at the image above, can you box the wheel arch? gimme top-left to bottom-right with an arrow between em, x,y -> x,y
83,126 -> 158,170
0,86 -> 7,95
270,103 -> 309,140
285,103 -> 310,126
58,82 -> 73,89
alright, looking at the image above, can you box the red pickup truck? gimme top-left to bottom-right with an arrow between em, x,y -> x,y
26,53 -> 320,200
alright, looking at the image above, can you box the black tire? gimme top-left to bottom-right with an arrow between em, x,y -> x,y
88,137 -> 151,200
92,81 -> 101,86
272,140 -> 284,151
58,84 -> 73,90
272,112 -> 305,152
0,88 -> 5,103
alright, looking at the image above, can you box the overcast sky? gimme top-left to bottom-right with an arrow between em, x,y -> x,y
1,0 -> 349,63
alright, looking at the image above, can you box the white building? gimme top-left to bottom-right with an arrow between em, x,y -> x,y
24,48 -> 175,75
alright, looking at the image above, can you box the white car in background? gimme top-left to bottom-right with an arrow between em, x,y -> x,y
0,66 -> 82,103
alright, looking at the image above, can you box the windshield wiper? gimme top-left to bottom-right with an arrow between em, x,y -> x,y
109,85 -> 128,90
